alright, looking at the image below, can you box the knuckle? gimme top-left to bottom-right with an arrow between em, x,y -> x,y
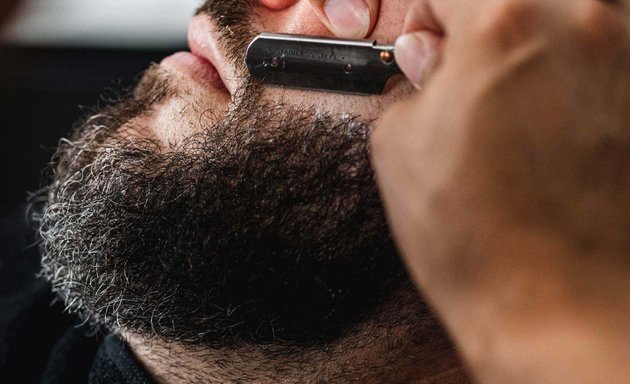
475,0 -> 542,49
573,1 -> 628,53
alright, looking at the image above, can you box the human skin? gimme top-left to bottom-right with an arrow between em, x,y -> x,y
372,0 -> 630,383
151,0 -> 419,149
119,1 -> 471,383
29,0 -> 628,381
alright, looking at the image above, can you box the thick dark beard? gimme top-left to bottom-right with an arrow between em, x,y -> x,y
37,64 -> 407,348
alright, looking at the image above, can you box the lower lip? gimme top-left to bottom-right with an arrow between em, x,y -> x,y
161,51 -> 228,93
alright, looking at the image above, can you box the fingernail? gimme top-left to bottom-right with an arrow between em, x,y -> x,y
395,33 -> 431,88
325,0 -> 370,39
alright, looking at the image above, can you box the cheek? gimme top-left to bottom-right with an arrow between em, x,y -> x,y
146,98 -> 202,147
121,79 -> 230,148
370,0 -> 409,43
116,99 -> 201,151
258,77 -> 415,121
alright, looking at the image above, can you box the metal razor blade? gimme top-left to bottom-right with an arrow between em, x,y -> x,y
245,33 -> 402,95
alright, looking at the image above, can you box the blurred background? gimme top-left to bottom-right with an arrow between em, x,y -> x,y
0,0 -> 201,292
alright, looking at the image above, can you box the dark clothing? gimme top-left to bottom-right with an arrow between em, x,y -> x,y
0,278 -> 154,384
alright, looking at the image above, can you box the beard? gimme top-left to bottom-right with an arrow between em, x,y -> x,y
37,0 -> 409,349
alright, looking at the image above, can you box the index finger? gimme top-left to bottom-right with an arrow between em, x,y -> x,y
308,0 -> 381,38
403,0 -> 444,35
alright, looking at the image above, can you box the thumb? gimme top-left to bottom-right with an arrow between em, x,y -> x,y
308,0 -> 380,39
395,31 -> 441,89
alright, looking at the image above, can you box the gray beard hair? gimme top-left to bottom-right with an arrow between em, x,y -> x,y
36,66 -> 411,349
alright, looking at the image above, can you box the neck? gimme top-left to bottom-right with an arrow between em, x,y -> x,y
124,289 -> 471,384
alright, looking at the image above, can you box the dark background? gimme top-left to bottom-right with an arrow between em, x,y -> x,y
0,45 -> 174,292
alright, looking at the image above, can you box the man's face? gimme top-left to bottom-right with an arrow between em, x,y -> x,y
148,0 -> 413,146
40,0 -> 417,348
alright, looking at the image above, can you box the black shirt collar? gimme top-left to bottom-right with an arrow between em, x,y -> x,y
89,335 -> 154,384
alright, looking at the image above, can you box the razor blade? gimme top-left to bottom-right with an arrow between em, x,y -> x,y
245,33 -> 402,95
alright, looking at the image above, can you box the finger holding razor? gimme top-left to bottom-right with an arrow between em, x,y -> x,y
248,0 -> 443,95
372,0 -> 630,382
395,0 -> 444,88
308,0 -> 381,38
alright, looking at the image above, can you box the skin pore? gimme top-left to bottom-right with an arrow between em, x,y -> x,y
37,0 -> 470,382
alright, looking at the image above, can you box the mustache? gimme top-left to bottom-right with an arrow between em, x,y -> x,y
196,0 -> 259,66
196,0 -> 254,28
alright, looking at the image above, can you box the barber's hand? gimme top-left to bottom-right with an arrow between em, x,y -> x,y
372,0 -> 630,383
308,0 -> 380,38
